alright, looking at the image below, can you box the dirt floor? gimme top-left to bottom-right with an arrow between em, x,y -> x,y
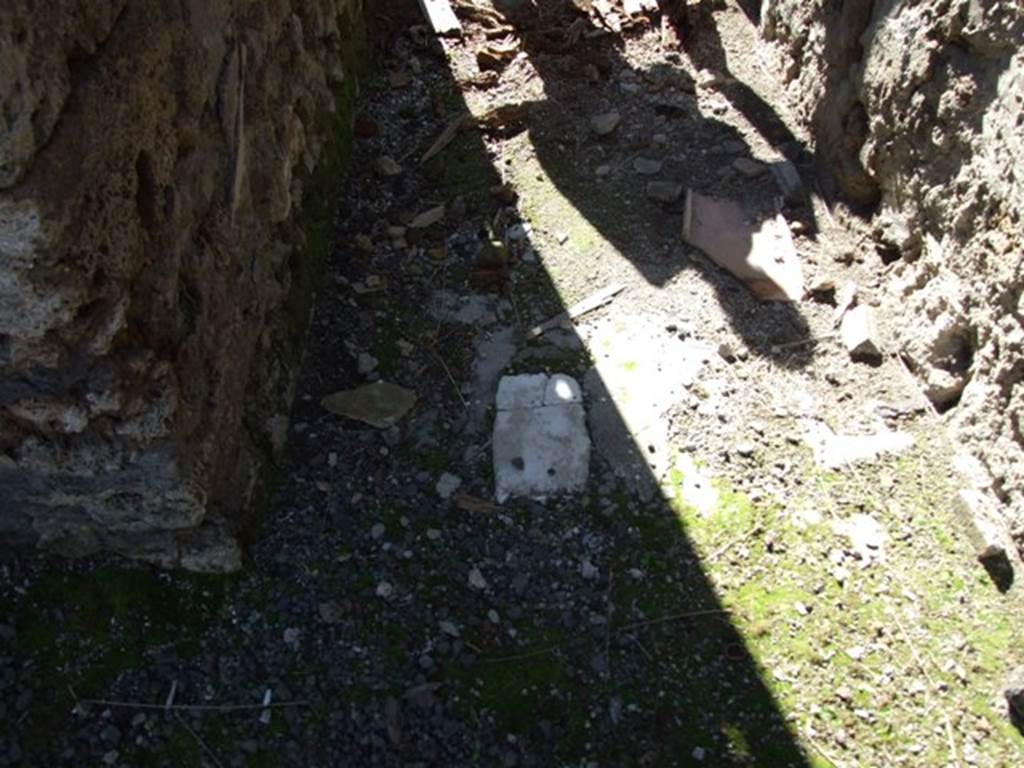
3,2 -> 1024,766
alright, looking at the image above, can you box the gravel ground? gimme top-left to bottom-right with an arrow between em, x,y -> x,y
3,2 -> 1023,766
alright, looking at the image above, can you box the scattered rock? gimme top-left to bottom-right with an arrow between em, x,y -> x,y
453,491 -> 501,515
376,581 -> 395,599
840,305 -> 883,358
697,68 -> 729,88
646,181 -> 683,203
318,601 -> 347,624
321,382 -> 417,429
357,352 -> 378,375
846,645 -> 866,661
590,111 -> 621,136
353,275 -> 388,295
735,442 -> 756,458
375,156 -> 403,177
468,567 -> 489,591
832,514 -> 887,565
410,205 -> 446,229
807,277 -> 836,301
633,157 -> 662,175
436,472 -> 462,499
732,158 -> 766,177
768,159 -> 803,204
1004,666 -> 1024,720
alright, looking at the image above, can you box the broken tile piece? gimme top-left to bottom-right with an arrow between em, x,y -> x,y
492,373 -> 590,503
682,190 -> 804,302
321,382 -> 416,428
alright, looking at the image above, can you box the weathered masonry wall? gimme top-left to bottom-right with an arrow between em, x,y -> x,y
761,1 -> 1023,550
0,0 -> 367,571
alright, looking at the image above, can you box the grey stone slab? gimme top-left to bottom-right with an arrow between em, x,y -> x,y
492,373 -> 590,503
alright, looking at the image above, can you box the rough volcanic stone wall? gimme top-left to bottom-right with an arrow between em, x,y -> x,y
0,0 -> 366,571
761,0 -> 1024,548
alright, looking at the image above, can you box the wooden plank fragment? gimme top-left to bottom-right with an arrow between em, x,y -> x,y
420,113 -> 472,164
527,283 -> 626,338
417,0 -> 462,36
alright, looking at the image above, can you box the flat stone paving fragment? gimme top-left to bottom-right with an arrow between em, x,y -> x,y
321,381 -> 417,428
493,373 -> 590,503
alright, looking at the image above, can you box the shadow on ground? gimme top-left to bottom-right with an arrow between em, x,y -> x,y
6,3 -> 1024,767
3,3 -> 812,765
318,1 -> 816,764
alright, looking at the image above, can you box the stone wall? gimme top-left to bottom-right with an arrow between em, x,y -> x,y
0,0 -> 366,571
760,0 -> 1024,550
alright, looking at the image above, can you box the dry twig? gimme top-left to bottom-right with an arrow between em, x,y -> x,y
603,567 -> 615,680
427,347 -> 469,407
617,607 -> 731,633
175,712 -> 226,768
891,613 -> 961,768
70,695 -> 309,714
